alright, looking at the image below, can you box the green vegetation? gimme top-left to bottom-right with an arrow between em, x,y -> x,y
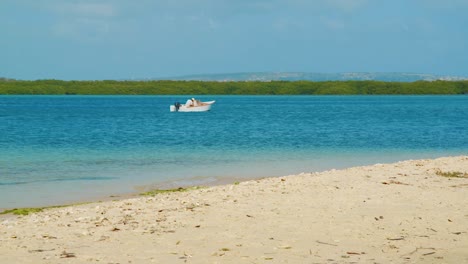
0,205 -> 69,216
0,208 -> 45,215
140,186 -> 204,196
0,202 -> 92,216
0,79 -> 467,95
435,170 -> 468,178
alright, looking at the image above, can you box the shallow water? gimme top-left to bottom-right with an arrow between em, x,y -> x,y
1,95 -> 467,209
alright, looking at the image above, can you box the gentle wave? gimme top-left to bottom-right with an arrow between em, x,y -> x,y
0,176 -> 118,186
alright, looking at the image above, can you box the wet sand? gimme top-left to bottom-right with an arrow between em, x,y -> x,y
1,156 -> 467,263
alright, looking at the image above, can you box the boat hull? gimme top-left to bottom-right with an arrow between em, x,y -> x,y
170,101 -> 215,112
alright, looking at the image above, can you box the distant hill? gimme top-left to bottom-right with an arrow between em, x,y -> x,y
159,72 -> 468,82
2,73 -> 468,82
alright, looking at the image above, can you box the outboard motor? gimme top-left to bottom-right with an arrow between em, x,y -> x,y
174,102 -> 181,111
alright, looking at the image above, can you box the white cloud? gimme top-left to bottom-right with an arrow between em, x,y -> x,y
327,0 -> 369,12
52,18 -> 110,42
43,1 -> 117,42
50,2 -> 117,17
267,0 -> 369,13
417,0 -> 468,9
41,0 -> 372,41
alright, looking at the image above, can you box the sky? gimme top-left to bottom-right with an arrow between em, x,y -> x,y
1,0 -> 468,80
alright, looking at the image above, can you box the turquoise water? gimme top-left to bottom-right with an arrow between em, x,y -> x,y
1,95 -> 467,209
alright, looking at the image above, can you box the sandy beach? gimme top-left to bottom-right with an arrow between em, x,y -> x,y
1,156 -> 467,263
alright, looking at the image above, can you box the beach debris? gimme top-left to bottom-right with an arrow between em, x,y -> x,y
382,180 -> 409,185
28,248 -> 55,253
119,214 -> 135,225
195,225 -> 201,228
279,246 -> 292,249
60,251 -> 76,258
220,248 -> 230,251
450,183 -> 468,188
246,214 -> 253,218
140,186 -> 203,196
94,217 -> 110,227
110,227 -> 120,232
387,236 -> 405,241
179,252 -> 192,260
346,251 -> 364,255
41,234 -> 57,239
423,252 -> 436,256
435,170 -> 468,178
452,232 -> 463,235
316,240 -> 338,246
402,247 -> 436,256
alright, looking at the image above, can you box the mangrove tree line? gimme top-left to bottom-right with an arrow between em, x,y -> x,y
0,79 -> 467,95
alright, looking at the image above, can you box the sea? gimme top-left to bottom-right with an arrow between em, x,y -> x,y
1,95 -> 467,209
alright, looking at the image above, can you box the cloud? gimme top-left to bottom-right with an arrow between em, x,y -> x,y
417,0 -> 468,9
42,1 -> 117,42
49,1 -> 117,17
38,0 -> 372,41
52,18 -> 110,41
264,0 -> 369,12
326,0 -> 369,12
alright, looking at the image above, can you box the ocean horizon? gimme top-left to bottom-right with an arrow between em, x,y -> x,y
1,95 -> 467,209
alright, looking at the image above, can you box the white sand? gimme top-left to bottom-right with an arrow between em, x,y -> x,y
1,156 -> 467,263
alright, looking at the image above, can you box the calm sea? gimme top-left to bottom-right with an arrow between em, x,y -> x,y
1,95 -> 467,209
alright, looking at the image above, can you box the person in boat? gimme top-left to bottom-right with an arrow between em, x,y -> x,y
192,98 -> 199,107
185,98 -> 194,107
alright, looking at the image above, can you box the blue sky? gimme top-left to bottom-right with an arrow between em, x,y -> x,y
1,0 -> 467,80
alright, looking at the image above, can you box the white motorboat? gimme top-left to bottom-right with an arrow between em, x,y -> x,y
170,100 -> 215,112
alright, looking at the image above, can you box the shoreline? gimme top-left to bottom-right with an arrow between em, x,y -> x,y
0,174 -> 266,214
1,155 -> 466,213
1,156 -> 467,263
2,152 -> 463,212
